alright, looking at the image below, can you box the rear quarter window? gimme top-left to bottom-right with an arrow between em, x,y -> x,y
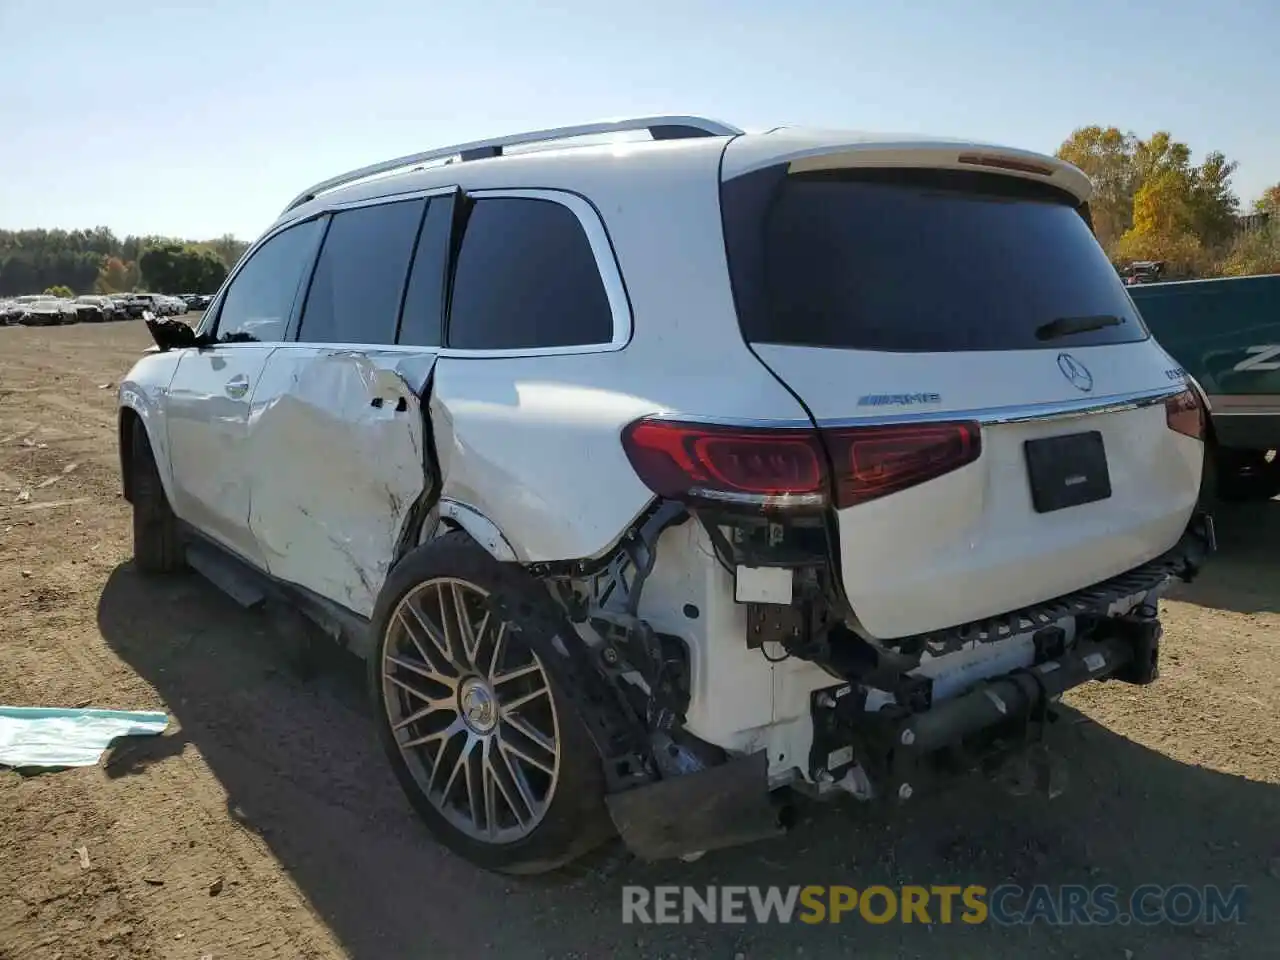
722,167 -> 1149,352
445,196 -> 613,351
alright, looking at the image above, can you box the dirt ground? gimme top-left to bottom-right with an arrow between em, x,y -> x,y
1,320 -> 1277,960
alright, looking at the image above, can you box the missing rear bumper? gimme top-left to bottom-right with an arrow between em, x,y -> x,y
809,609 -> 1166,802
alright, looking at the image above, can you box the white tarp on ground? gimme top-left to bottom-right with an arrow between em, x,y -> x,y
0,706 -> 169,768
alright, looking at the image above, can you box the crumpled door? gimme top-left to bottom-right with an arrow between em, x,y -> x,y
245,347 -> 437,617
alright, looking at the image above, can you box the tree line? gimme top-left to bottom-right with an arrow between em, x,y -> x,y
2,128 -> 1276,297
1056,126 -> 1278,278
0,227 -> 249,297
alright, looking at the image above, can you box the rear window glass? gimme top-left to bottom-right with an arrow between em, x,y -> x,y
723,167 -> 1148,352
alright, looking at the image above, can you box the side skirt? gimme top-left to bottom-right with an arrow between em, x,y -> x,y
177,522 -> 374,659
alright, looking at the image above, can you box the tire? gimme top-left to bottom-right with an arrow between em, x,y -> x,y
130,419 -> 184,574
369,531 -> 614,875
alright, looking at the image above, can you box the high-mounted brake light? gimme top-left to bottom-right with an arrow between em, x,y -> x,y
1165,389 -> 1206,440
822,421 -> 982,508
956,152 -> 1056,177
621,419 -> 827,510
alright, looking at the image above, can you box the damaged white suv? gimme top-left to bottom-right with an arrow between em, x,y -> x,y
118,115 -> 1214,875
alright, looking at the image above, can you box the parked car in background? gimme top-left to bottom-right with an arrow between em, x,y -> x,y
131,293 -> 165,316
0,299 -> 22,325
73,295 -> 116,322
1122,260 -> 1167,285
109,294 -> 146,319
19,299 -> 73,326
1131,273 -> 1280,502
118,116 -> 1213,875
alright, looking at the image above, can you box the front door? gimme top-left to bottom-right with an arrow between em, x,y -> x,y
165,343 -> 277,565
161,216 -> 325,570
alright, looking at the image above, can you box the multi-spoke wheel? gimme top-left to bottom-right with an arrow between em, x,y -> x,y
370,531 -> 613,874
383,578 -> 561,843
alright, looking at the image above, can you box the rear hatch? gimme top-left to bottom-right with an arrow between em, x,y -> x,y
720,139 -> 1204,640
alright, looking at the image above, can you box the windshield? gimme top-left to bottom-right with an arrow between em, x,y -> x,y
722,166 -> 1149,352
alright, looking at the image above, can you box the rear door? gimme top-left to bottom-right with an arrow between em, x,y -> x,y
245,193 -> 451,617
164,218 -> 323,568
720,158 -> 1203,640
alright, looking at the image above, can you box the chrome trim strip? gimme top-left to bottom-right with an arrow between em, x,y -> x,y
643,386 -> 1186,431
283,115 -> 743,213
435,187 -> 632,358
818,385 -> 1185,428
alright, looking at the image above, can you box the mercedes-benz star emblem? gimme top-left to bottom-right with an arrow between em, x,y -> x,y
1057,352 -> 1094,393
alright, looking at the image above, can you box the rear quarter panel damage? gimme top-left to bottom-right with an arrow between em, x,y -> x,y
245,347 -> 435,617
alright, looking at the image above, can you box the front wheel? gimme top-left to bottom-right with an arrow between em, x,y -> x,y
129,420 -> 184,574
368,531 -> 614,875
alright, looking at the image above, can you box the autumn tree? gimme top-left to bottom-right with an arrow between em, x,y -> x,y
1057,127 -> 1242,273
1055,126 -> 1140,253
95,256 -> 138,293
43,285 -> 74,298
1256,184 -> 1280,216
1116,168 -> 1203,269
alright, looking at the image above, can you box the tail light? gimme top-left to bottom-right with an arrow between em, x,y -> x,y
1165,389 -> 1205,440
823,421 -> 982,507
621,417 -> 982,511
621,419 -> 827,510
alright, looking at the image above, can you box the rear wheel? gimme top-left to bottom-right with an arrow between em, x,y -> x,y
130,420 -> 184,574
369,532 -> 614,875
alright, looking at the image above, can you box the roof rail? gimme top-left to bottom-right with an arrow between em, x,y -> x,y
282,115 -> 743,214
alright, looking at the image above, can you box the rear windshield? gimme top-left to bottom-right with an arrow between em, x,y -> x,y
722,167 -> 1148,352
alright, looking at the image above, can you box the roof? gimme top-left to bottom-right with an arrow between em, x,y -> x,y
271,117 -> 1092,232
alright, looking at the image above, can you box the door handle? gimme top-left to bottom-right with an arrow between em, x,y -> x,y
225,375 -> 250,399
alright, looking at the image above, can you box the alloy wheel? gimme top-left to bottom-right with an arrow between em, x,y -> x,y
382,578 -> 561,844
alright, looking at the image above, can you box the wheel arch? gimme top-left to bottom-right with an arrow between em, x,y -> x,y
118,406 -> 140,503
117,388 -> 179,510
432,499 -> 519,563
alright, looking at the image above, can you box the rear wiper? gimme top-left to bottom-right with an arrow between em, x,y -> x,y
1035,314 -> 1124,342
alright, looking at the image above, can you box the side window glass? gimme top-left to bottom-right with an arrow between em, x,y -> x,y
397,196 -> 454,347
215,219 -> 322,343
447,197 -> 613,350
298,198 -> 425,345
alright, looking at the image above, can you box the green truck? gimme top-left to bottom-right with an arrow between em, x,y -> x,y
1129,273 -> 1280,501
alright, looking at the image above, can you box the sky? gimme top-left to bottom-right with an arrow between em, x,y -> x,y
0,0 -> 1275,241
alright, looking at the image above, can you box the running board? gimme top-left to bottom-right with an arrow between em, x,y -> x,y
184,540 -> 266,609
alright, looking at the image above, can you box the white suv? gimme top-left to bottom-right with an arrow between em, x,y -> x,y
118,115 -> 1214,875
